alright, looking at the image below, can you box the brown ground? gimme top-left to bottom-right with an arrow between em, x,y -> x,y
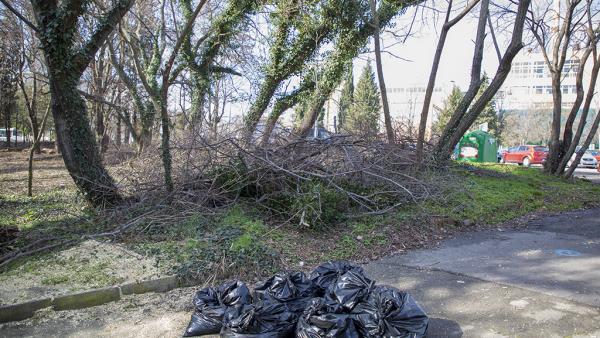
0,148 -> 168,305
0,148 -> 73,196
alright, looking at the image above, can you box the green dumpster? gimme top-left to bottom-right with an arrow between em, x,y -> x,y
457,130 -> 498,163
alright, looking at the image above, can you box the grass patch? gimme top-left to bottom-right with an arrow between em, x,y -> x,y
423,164 -> 600,224
0,189 -> 91,231
132,206 -> 280,282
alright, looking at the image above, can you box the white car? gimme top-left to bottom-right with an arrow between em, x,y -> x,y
568,151 -> 598,168
0,128 -> 26,143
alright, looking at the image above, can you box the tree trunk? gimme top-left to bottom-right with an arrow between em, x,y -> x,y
369,0 -> 394,144
3,115 -> 10,148
557,52 -> 600,174
434,0 -> 530,163
565,111 -> 600,178
545,72 -> 564,173
261,91 -> 301,145
115,89 -> 122,147
295,0 -> 413,138
48,75 -> 121,204
28,0 -> 133,205
20,74 -> 42,154
434,0 -> 489,161
159,100 -> 173,193
416,4 -> 452,162
244,74 -> 282,141
28,104 -> 50,197
415,0 -> 480,162
260,77 -> 315,145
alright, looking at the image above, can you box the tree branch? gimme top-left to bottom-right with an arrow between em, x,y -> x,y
73,0 -> 135,75
0,0 -> 40,33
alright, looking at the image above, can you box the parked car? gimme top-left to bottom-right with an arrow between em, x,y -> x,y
0,128 -> 26,143
568,150 -> 598,168
500,145 -> 548,167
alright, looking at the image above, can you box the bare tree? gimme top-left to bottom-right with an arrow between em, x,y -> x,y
526,0 -> 588,174
0,0 -> 136,205
563,0 -> 600,177
27,103 -> 50,196
434,0 -> 531,162
369,0 -> 394,144
415,0 -> 481,163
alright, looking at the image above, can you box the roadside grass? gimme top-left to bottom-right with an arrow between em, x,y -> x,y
423,164 -> 600,224
3,148 -> 600,295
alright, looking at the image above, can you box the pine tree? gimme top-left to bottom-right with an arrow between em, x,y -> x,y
432,85 -> 462,136
345,61 -> 380,136
432,78 -> 501,142
471,75 -> 502,142
338,63 -> 354,129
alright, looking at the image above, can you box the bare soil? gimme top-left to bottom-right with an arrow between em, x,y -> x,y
0,148 -> 73,196
0,286 -> 201,338
0,240 -> 166,305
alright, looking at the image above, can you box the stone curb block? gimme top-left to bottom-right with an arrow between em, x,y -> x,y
120,276 -> 178,295
0,298 -> 52,323
0,275 -> 179,324
52,286 -> 121,311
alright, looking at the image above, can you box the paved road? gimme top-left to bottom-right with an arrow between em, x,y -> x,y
366,208 -> 600,337
514,164 -> 600,183
574,167 -> 600,183
3,209 -> 600,337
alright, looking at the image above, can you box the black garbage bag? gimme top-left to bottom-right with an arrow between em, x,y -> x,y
352,285 -> 429,338
253,271 -> 318,312
296,298 -> 360,338
220,302 -> 298,338
310,261 -> 365,295
327,270 -> 375,311
183,280 -> 252,337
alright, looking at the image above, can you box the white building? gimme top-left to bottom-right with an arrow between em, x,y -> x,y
498,51 -> 580,112
318,83 -> 449,135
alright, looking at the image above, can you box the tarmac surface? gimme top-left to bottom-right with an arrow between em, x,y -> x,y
365,207 -> 600,337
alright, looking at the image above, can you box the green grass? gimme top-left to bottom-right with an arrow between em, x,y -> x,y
423,164 -> 600,224
0,188 -> 98,247
132,206 -> 280,282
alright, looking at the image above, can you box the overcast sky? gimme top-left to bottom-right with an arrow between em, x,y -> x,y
359,4 -> 507,91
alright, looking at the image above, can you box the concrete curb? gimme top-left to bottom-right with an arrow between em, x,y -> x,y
0,275 -> 180,324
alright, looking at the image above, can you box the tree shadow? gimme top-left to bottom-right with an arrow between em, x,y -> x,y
427,318 -> 463,337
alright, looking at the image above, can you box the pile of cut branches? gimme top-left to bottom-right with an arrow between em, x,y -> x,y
119,130 -> 437,228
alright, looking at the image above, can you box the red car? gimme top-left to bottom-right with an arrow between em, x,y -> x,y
501,145 -> 548,167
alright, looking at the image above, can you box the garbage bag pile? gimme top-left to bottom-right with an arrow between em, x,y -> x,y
183,261 -> 429,337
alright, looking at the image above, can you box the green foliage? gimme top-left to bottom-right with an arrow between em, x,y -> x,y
433,76 -> 502,142
181,0 -> 259,122
326,234 -> 358,260
134,206 -> 279,282
291,180 -> 348,228
432,85 -> 462,136
344,61 -> 380,135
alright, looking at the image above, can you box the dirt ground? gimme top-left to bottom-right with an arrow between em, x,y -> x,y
0,286 -> 199,338
0,240 -> 166,305
0,148 -> 73,196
